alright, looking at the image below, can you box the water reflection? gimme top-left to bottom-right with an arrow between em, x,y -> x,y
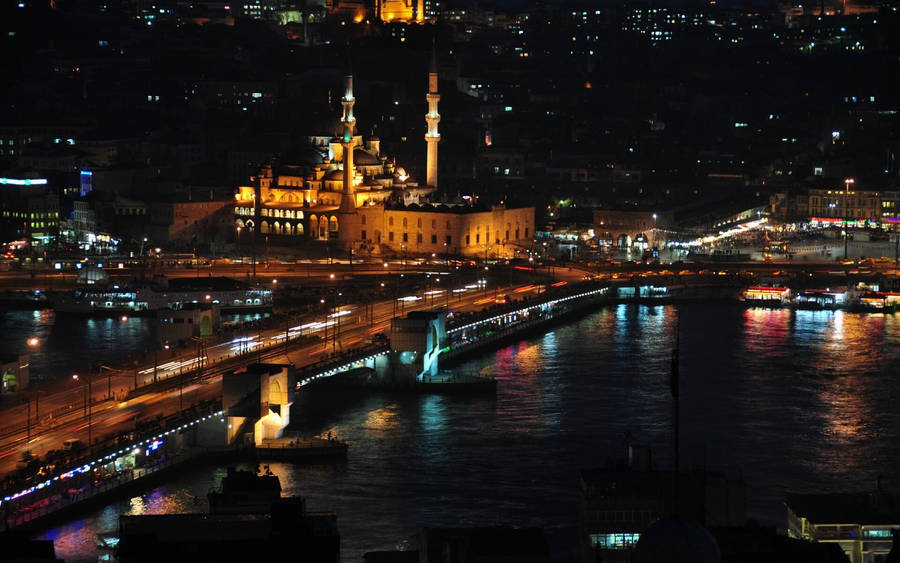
37,303 -> 900,563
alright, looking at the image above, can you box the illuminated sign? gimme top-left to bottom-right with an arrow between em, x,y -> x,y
0,178 -> 48,186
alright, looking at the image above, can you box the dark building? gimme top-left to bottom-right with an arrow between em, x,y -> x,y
117,467 -> 339,562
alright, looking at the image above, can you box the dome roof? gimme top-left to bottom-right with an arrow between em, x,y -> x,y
324,169 -> 344,181
634,519 -> 720,563
353,148 -> 380,166
306,115 -> 342,137
287,146 -> 325,166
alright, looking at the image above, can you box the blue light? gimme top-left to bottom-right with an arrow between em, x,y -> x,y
18,2 -> 25,7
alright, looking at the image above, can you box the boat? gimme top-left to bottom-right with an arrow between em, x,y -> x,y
52,275 -> 273,316
742,286 -> 790,307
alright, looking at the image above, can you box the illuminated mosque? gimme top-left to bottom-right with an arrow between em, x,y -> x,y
234,53 -> 534,259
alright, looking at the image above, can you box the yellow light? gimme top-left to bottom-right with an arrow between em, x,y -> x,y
27,337 -> 39,347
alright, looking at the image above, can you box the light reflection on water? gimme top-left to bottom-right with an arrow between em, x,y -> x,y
0,310 -> 269,383
38,303 -> 900,563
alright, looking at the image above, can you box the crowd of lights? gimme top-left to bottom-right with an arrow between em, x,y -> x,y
0,411 -> 225,509
296,350 -> 390,388
138,356 -> 208,375
674,217 -> 769,247
448,286 -> 609,334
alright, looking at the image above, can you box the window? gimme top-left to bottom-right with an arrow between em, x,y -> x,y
525,227 -> 529,237
361,230 -> 367,240
466,234 -> 471,245
417,218 -> 422,228
505,230 -> 509,240
389,231 -> 394,241
431,219 -> 436,228
589,533 -> 640,550
417,233 -> 423,243
445,235 -> 451,245
431,234 -> 437,243
476,233 -> 480,243
446,220 -> 451,229
403,217 -> 408,227
389,217 -> 394,226
403,232 -> 408,242
361,215 -> 366,225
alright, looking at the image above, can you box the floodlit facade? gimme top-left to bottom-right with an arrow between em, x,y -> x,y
233,54 -> 534,258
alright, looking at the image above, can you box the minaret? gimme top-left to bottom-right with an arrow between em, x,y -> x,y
339,53 -> 356,213
424,48 -> 440,188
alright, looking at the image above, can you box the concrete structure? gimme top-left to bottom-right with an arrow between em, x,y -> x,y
223,364 -> 295,447
390,311 -> 445,381
786,490 -> 900,563
157,304 -> 219,344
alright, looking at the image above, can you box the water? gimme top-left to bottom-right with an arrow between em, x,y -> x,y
29,303 -> 900,562
1,311 -> 158,382
0,310 -> 269,382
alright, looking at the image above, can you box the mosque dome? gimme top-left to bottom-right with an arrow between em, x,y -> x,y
353,148 -> 380,166
633,519 -> 721,563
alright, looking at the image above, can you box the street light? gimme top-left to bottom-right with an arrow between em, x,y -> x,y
27,337 -> 39,347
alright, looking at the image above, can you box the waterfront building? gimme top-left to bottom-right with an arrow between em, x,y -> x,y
806,187 -> 882,222
233,54 -> 534,258
580,447 -> 745,563
786,490 -> 900,563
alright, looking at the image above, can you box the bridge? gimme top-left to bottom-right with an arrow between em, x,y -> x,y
442,284 -> 611,362
0,279 -> 618,533
295,343 -> 391,387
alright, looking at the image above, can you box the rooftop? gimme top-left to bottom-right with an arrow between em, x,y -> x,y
786,491 -> 900,525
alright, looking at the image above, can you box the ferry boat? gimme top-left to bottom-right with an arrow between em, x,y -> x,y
742,286 -> 791,307
53,275 -> 272,316
795,288 -> 845,310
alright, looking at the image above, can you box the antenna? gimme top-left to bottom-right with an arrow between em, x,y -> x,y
671,319 -> 681,519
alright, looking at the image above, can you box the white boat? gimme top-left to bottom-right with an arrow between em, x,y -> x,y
52,276 -> 272,316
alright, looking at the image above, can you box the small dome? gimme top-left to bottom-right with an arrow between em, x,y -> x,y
633,519 -> 721,563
